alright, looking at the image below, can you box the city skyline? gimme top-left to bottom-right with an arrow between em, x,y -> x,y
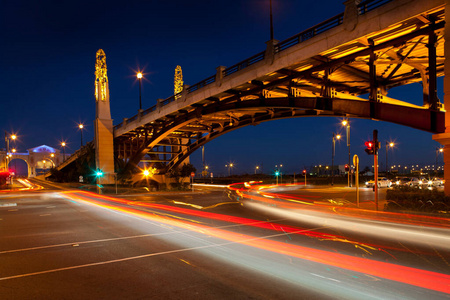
1,0 -> 444,176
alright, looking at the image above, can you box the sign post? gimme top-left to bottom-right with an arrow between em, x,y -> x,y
190,172 -> 195,192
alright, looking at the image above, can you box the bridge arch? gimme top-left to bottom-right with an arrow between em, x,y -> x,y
8,158 -> 30,177
118,94 -> 443,175
109,0 -> 447,184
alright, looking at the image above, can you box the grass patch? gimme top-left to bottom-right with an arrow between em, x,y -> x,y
385,186 -> 450,214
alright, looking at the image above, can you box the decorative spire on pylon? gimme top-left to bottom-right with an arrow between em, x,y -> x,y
174,65 -> 183,99
95,49 -> 108,102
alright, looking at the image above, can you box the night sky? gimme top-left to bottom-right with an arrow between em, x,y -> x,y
1,0 -> 444,176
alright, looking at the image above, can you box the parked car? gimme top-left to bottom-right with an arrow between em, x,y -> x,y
365,177 -> 391,188
418,177 -> 429,186
395,177 -> 420,187
428,177 -> 444,187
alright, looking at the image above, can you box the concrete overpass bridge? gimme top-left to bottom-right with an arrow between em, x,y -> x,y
113,0 -> 447,175
57,0 -> 450,191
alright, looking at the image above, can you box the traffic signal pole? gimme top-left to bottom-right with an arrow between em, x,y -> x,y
373,130 -> 379,211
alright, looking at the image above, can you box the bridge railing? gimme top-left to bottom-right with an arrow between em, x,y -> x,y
187,74 -> 216,93
113,0 -> 393,132
358,0 -> 393,15
223,52 -> 266,77
275,13 -> 344,53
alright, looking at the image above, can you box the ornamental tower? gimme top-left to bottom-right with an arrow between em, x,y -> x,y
94,49 -> 115,184
174,65 -> 183,99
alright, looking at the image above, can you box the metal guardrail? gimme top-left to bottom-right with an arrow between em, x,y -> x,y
113,0 -> 393,131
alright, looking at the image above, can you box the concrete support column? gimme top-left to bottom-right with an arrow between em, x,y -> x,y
215,66 -> 226,87
181,85 -> 190,102
432,1 -> 450,195
343,0 -> 360,32
265,39 -> 279,65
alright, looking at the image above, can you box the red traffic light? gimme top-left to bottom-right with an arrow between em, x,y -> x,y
344,164 -> 349,172
302,169 -> 307,175
365,140 -> 375,155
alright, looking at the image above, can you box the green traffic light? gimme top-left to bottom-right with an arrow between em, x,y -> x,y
96,170 -> 104,177
275,171 -> 280,176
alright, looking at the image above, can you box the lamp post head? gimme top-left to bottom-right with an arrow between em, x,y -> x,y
342,119 -> 348,126
79,124 -> 84,129
336,134 -> 341,140
10,134 -> 16,140
137,72 -> 143,79
61,142 -> 66,147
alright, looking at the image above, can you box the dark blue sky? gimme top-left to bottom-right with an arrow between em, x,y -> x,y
1,0 -> 444,175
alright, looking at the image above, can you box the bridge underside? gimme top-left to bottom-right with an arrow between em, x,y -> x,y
115,2 -> 445,175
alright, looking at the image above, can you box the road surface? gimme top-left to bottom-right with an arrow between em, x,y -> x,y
1,181 -> 449,299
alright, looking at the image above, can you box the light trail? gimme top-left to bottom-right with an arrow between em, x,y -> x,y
57,191 -> 450,294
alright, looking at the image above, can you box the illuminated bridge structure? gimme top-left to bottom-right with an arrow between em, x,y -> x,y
113,0 -> 449,183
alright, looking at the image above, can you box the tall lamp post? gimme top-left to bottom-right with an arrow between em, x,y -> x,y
61,142 -> 66,162
255,166 -> 259,174
225,163 -> 234,176
436,147 -> 444,174
342,119 -> 351,187
78,124 -> 84,147
137,72 -> 143,111
331,133 -> 341,186
4,132 -> 16,170
386,142 -> 394,174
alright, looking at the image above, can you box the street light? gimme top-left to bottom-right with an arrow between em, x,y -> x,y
331,133 -> 341,186
255,166 -> 259,174
78,124 -> 84,147
61,142 -> 66,162
436,147 -> 444,174
386,141 -> 395,174
225,163 -> 234,176
4,131 -> 17,170
342,119 -> 351,187
137,72 -> 143,111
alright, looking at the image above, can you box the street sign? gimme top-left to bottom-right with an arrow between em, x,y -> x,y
191,172 -> 195,177
79,175 -> 84,183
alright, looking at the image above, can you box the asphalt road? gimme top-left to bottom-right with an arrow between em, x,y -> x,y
1,182 -> 449,299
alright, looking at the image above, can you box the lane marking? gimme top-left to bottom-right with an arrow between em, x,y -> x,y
0,203 -> 17,207
0,230 -> 325,281
0,222 -> 329,255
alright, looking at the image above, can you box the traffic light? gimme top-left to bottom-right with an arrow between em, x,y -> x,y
95,170 -> 104,177
344,164 -> 349,172
365,141 -> 375,155
275,170 -> 280,176
302,169 -> 307,175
